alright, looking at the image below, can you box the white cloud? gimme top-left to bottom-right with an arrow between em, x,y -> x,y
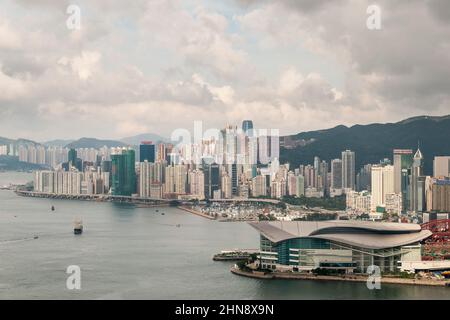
0,0 -> 449,141
0,65 -> 27,100
0,18 -> 22,49
58,51 -> 102,80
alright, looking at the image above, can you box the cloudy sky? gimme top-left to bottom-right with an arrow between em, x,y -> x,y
1,0 -> 449,141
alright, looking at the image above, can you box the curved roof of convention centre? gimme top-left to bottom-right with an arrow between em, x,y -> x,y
248,220 -> 432,250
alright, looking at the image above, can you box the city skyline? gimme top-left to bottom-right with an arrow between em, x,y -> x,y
1,1 -> 450,141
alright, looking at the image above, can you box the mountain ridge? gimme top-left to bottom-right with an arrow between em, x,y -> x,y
280,114 -> 450,175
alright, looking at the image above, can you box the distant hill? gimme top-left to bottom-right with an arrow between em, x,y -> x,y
280,115 -> 450,175
43,139 -> 74,147
0,136 -> 40,147
65,138 -> 128,149
0,155 -> 49,171
0,136 -> 14,146
120,133 -> 168,146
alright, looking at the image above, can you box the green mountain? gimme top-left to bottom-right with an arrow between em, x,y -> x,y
280,115 -> 450,175
65,137 -> 129,149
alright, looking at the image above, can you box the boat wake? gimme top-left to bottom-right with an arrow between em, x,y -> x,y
0,236 -> 39,244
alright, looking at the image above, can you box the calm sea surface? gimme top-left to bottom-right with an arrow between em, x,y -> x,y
0,172 -> 449,299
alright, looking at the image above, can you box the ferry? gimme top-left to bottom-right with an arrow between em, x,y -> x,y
74,219 -> 83,235
212,249 -> 258,261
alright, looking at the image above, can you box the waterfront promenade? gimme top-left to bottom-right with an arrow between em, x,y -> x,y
15,190 -> 171,206
230,266 -> 450,287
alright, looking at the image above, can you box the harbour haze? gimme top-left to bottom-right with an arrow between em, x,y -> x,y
0,172 -> 449,299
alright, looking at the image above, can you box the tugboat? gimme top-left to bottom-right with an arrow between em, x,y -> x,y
74,219 -> 83,235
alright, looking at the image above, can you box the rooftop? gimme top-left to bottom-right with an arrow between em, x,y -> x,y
248,220 -> 432,250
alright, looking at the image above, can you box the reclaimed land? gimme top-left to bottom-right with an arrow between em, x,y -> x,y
177,206 -> 215,220
230,266 -> 450,287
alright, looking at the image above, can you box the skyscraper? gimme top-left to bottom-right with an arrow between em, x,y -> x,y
356,164 -> 372,191
433,156 -> 450,178
410,147 -> 425,213
242,120 -> 254,136
157,143 -> 166,162
111,149 -> 136,196
393,149 -> 414,213
393,149 -> 413,194
68,148 -> 77,166
341,150 -> 355,191
370,164 -> 394,212
139,141 -> 155,163
203,161 -> 220,199
331,159 -> 342,190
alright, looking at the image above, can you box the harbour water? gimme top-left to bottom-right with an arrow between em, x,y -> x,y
0,172 -> 449,299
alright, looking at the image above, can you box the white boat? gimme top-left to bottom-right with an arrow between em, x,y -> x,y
74,219 -> 83,235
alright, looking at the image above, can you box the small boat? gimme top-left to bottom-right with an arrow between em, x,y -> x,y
161,212 -> 165,215
33,235 -> 39,239
176,224 -> 181,228
74,219 -> 83,235
51,206 -> 55,211
156,209 -> 159,212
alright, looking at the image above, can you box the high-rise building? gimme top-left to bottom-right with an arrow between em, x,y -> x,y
68,148 -> 77,166
426,178 -> 450,212
257,132 -> 279,165
139,160 -> 152,198
189,170 -> 205,199
242,120 -> 254,136
341,150 -> 355,191
203,161 -> 220,199
251,175 -> 267,197
164,165 -> 187,195
393,149 -> 413,212
410,148 -> 425,213
221,173 -> 232,199
139,141 -> 155,163
370,165 -> 395,212
101,160 -> 112,186
111,149 -> 136,196
157,143 -> 166,162
318,160 -> 329,195
231,163 -> 238,196
356,164 -> 372,192
331,159 -> 342,190
433,156 -> 450,178
304,165 -> 316,188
